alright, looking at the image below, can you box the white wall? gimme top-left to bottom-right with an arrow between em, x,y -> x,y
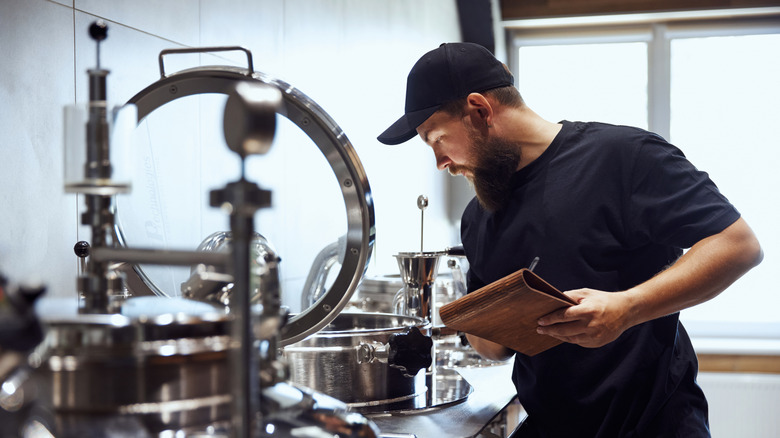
0,0 -> 464,308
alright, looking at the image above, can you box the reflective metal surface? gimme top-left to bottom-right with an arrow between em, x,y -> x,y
357,367 -> 472,415
32,308 -> 233,433
180,231 -> 279,306
393,252 -> 443,322
435,336 -> 511,369
347,269 -> 466,321
301,235 -> 346,310
284,313 -> 430,407
262,382 -> 380,438
348,275 -> 404,313
122,64 -> 376,346
368,364 -> 517,438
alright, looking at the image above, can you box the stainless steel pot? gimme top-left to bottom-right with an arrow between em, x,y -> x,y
283,313 -> 432,408
349,271 -> 466,320
32,307 -> 232,434
348,275 -> 404,313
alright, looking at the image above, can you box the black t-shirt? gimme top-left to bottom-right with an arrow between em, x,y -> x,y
461,121 -> 740,437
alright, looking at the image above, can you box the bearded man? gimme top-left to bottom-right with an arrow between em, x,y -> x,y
377,42 -> 762,438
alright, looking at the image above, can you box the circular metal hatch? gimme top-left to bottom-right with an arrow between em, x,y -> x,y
119,58 -> 375,345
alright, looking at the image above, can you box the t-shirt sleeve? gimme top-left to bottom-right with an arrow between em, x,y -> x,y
624,134 -> 740,249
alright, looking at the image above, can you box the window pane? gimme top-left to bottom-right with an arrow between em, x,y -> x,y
517,42 -> 648,128
671,33 -> 780,324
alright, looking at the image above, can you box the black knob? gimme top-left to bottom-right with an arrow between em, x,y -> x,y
89,20 -> 108,42
0,283 -> 46,351
388,326 -> 433,378
17,283 -> 47,306
74,241 -> 90,258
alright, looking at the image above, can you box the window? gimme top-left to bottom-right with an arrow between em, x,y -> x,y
507,9 -> 780,335
517,41 -> 648,128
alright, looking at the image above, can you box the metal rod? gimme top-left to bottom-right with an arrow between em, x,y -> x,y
91,247 -> 230,267
420,209 -> 424,254
230,210 -> 256,438
417,195 -> 428,254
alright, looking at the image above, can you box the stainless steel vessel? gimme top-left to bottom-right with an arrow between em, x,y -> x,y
348,275 -> 404,313
393,252 -> 442,322
33,309 -> 232,434
284,313 -> 432,409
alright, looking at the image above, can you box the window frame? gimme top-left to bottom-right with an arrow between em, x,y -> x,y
506,8 -> 780,139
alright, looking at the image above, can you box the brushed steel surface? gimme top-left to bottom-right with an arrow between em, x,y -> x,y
33,312 -> 232,431
284,313 -> 429,405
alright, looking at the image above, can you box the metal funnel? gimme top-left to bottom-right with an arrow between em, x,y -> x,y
395,252 -> 443,288
393,251 -> 444,321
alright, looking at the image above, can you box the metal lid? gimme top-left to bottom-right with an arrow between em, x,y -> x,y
119,57 -> 375,345
38,309 -> 233,360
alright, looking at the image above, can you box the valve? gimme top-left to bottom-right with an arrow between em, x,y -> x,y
387,326 -> 433,378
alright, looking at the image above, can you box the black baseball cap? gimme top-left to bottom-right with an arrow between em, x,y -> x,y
377,42 -> 514,145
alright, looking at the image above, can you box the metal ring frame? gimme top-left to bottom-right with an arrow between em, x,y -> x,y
122,61 -> 375,345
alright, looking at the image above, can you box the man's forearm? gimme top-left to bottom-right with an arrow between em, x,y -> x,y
465,333 -> 514,361
622,217 -> 763,328
536,217 -> 763,348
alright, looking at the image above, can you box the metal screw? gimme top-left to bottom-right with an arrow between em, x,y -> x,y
344,179 -> 353,187
169,85 -> 178,94
323,304 -> 332,311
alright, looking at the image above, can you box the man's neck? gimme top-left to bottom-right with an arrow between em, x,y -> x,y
508,107 -> 562,170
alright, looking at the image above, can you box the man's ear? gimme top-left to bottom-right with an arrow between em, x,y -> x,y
466,92 -> 494,129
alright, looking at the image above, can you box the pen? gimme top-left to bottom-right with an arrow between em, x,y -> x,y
528,256 -> 540,272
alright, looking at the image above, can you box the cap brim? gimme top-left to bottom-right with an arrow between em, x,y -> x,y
377,105 -> 440,145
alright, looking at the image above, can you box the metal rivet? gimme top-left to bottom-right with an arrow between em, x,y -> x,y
323,304 -> 331,311
350,248 -> 358,255
301,117 -> 310,126
344,179 -> 353,187
169,85 -> 178,94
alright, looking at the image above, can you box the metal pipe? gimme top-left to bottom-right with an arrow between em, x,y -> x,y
91,247 -> 230,267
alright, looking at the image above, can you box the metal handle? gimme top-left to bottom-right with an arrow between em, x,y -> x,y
444,245 -> 466,257
158,46 -> 254,78
355,341 -> 388,364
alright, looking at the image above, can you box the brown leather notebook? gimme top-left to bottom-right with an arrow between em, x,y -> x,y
438,269 -> 576,356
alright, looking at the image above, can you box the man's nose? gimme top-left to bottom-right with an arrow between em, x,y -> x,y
434,151 -> 451,171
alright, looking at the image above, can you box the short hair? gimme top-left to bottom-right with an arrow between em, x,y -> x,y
438,85 -> 524,116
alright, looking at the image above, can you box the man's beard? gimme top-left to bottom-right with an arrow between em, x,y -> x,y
449,133 -> 521,212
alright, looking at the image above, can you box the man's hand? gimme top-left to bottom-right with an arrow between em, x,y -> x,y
536,289 -> 634,348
